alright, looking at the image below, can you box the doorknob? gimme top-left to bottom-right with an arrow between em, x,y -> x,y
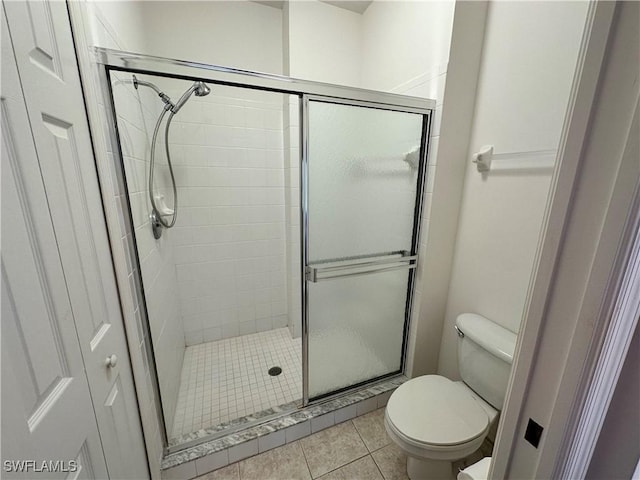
105,354 -> 118,368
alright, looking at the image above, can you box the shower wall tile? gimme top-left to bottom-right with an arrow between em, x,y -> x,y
194,450 -> 229,476
311,412 -> 335,433
356,397 -> 379,417
334,404 -> 357,424
110,72 -> 186,433
285,420 -> 311,443
228,438 -> 258,463
258,430 -> 286,453
167,87 -> 288,346
161,460 -> 197,480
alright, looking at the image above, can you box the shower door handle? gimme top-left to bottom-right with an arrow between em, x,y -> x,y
306,252 -> 417,282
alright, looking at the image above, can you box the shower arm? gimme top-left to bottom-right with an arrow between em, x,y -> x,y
133,75 -> 175,110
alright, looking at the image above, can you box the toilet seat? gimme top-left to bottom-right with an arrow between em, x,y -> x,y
385,376 -> 489,450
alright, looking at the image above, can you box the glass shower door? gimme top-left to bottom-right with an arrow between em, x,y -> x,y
303,96 -> 429,400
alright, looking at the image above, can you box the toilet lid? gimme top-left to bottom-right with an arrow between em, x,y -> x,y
386,376 -> 489,446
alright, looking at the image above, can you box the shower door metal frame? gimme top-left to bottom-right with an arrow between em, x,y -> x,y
300,94 -> 431,404
94,47 -> 434,451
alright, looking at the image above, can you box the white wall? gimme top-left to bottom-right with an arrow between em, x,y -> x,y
361,1 -> 454,92
286,1 -> 361,86
136,1 -> 282,74
438,1 -> 589,379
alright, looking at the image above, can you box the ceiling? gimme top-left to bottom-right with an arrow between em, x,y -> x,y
254,1 -> 373,15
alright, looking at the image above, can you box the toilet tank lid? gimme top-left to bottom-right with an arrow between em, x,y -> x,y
456,313 -> 517,364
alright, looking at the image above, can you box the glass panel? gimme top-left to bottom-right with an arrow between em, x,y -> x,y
306,100 -> 425,398
307,101 -> 424,262
110,71 -> 301,444
308,269 -> 410,398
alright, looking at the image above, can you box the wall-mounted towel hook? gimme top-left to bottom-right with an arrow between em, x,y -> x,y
472,145 -> 494,172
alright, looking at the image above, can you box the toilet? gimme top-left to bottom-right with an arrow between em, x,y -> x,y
384,313 -> 517,480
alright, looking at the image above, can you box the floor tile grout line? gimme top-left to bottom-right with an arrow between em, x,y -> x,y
351,416 -> 378,455
297,439 -> 314,479
351,412 -> 394,480
370,452 -> 389,480
315,453 -> 377,480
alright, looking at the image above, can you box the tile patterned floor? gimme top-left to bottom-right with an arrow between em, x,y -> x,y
172,328 -> 302,437
194,407 -> 492,480
195,408 -> 411,480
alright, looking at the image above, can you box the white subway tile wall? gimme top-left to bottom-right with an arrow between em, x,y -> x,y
172,328 -> 301,437
111,72 -> 187,438
161,83 -> 289,346
283,95 -> 302,339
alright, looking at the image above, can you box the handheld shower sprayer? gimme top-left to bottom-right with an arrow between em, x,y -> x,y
171,82 -> 211,113
132,75 -> 211,238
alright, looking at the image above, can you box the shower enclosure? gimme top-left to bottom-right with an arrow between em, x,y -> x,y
97,48 -> 433,451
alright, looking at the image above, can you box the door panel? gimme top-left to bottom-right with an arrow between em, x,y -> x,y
304,97 -> 427,399
3,2 -> 148,478
1,10 -> 107,478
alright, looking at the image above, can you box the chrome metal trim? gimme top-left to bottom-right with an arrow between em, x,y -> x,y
306,253 -> 418,282
399,111 -> 432,375
304,93 -> 432,115
309,263 -> 417,282
309,252 -> 417,270
94,47 -> 435,111
309,250 -> 410,265
455,325 -> 465,338
301,95 -> 310,407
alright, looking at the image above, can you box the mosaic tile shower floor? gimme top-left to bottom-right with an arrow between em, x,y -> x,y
172,328 -> 302,438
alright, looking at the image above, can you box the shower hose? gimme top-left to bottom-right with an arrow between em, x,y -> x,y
149,107 -> 179,228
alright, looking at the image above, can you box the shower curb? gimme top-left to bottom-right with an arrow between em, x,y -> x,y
161,376 -> 406,478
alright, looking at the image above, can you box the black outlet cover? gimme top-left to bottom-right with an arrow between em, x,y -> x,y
524,418 -> 544,448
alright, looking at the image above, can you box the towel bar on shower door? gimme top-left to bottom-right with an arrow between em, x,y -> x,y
306,251 -> 418,282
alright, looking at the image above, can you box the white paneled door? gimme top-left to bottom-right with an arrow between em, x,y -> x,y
1,9 -> 108,480
2,2 -> 147,479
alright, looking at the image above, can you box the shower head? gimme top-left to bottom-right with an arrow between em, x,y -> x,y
194,82 -> 211,97
172,81 -> 211,114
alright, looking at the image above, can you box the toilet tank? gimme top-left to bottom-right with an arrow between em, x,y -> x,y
456,313 -> 517,410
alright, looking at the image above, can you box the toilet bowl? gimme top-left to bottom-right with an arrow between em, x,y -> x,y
384,313 -> 516,480
385,376 -> 497,479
